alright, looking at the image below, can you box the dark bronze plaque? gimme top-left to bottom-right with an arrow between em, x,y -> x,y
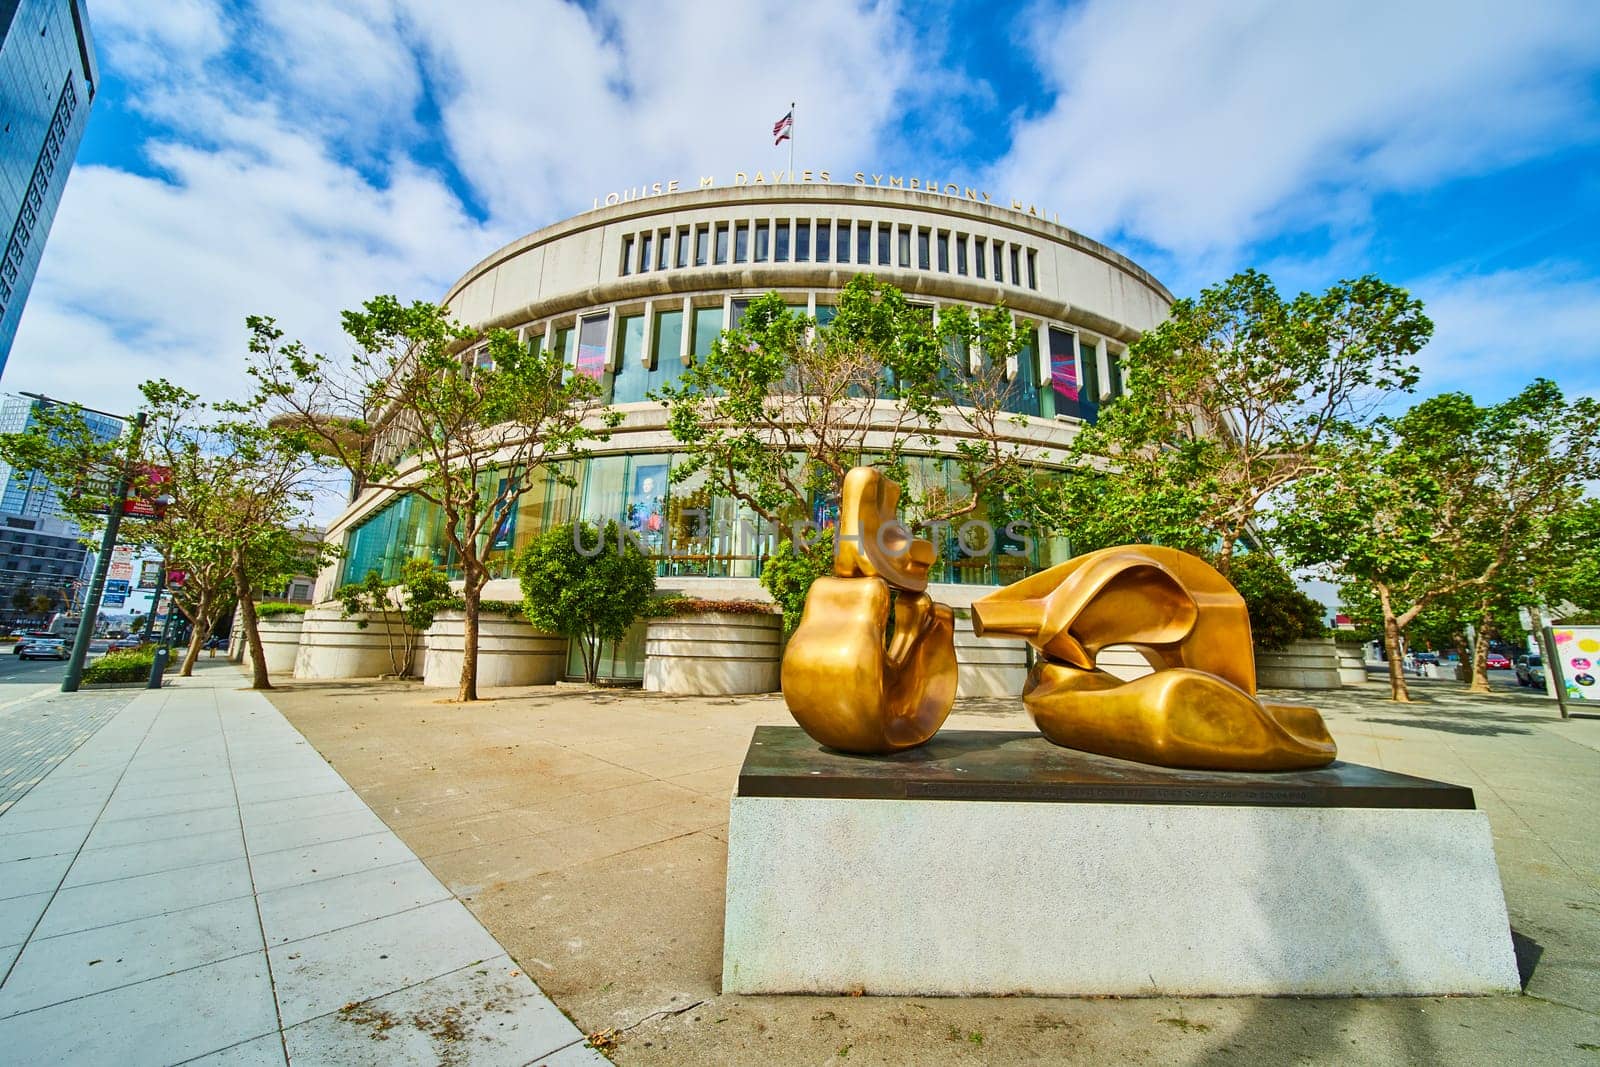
737,726 -> 1475,810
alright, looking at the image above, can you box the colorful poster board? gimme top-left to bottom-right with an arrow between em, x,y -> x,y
1546,626 -> 1600,712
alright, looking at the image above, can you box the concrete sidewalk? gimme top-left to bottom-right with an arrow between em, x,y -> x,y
0,663 -> 604,1066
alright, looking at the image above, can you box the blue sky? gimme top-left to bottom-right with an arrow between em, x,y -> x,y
6,0 -> 1600,416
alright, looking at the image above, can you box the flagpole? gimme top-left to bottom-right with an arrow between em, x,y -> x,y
788,100 -> 795,181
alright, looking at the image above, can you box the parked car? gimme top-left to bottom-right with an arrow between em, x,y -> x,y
1486,652 -> 1513,670
17,635 -> 68,660
1414,651 -> 1441,665
1515,654 -> 1547,689
203,636 -> 228,650
12,630 -> 55,655
103,638 -> 144,652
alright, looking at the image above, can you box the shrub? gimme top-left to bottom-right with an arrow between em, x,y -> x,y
255,601 -> 309,617
646,595 -> 775,618
760,531 -> 834,635
1229,551 -> 1327,651
515,521 -> 656,684
83,647 -> 156,684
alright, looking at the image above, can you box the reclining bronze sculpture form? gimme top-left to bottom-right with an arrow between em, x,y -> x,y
781,466 -> 1337,771
970,546 -> 1337,771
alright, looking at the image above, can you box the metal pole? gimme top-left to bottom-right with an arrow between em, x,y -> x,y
142,565 -> 165,643
146,593 -> 175,689
62,412 -> 146,693
1543,625 -> 1571,720
788,100 -> 795,181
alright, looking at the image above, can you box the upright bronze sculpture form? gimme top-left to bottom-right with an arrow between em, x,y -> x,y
971,546 -> 1337,771
780,467 -> 958,753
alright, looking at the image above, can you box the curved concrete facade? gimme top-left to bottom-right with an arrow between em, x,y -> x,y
247,615 -> 305,677
643,613 -> 784,695
318,182 -> 1173,602
293,609 -> 425,680
422,611 -> 566,688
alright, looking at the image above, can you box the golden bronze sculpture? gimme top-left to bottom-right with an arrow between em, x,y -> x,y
971,546 -> 1337,771
780,467 -> 958,753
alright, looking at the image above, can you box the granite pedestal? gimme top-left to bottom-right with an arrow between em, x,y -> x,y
722,727 -> 1520,997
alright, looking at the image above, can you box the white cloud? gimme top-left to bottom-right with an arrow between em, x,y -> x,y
995,0 -> 1600,256
400,0 -> 917,222
5,0 -> 927,418
1408,264 -> 1600,401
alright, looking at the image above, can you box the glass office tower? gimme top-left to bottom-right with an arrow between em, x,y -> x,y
0,0 -> 96,373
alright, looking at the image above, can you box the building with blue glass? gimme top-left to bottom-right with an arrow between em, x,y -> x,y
0,390 -> 121,621
0,0 -> 96,372
317,183 -> 1172,675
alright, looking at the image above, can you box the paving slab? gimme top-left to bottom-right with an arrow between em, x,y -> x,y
0,664 -> 599,1065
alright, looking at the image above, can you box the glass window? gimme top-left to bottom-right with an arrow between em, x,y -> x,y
714,223 -> 729,264
993,241 -> 1004,282
1010,247 -> 1021,287
734,222 -> 749,262
856,223 -> 870,264
676,229 -> 690,268
611,315 -> 649,403
775,220 -> 790,262
815,220 -> 830,261
620,235 -> 634,276
1079,340 -> 1101,423
1048,326 -> 1080,419
552,326 -> 575,365
576,314 -> 608,392
1028,249 -> 1038,290
1001,328 -> 1040,416
937,232 -> 949,272
877,224 -> 891,266
898,226 -> 911,268
955,234 -> 968,275
814,304 -> 837,327
918,229 -> 930,270
730,298 -> 750,329
652,309 -> 684,371
974,238 -> 986,279
694,226 -> 709,266
755,222 -> 770,261
639,232 -> 653,273
693,306 -> 724,359
837,221 -> 850,263
658,230 -> 671,270
795,220 -> 811,262
1108,349 -> 1125,399
580,454 -> 628,528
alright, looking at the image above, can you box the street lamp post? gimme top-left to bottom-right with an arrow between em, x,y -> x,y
61,412 -> 148,693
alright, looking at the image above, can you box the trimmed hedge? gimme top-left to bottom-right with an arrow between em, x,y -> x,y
83,647 -> 156,684
647,595 -> 776,618
255,601 -> 310,617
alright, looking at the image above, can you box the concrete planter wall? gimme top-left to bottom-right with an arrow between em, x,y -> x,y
1255,637 -> 1343,690
1335,641 -> 1368,686
293,608 -> 425,680
247,614 -> 306,676
643,612 -> 783,695
956,616 -> 1029,698
421,610 -> 566,689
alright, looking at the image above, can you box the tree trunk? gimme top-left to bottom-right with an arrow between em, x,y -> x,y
1529,604 -> 1557,698
457,578 -> 483,702
1468,602 -> 1493,693
234,555 -> 271,689
1377,584 -> 1411,703
178,595 -> 213,677
1214,534 -> 1237,577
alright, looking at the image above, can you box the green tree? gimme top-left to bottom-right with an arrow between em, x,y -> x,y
1227,551 -> 1327,651
515,521 -> 655,684
1279,380 -> 1600,701
1062,270 -> 1430,571
759,532 -> 835,635
337,559 -> 455,677
247,296 -> 615,701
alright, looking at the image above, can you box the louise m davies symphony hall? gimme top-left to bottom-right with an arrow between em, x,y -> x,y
309,177 -> 1173,682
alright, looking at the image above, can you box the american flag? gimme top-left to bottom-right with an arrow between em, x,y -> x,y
773,109 -> 793,145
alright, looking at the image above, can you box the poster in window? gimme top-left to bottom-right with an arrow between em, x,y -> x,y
628,462 -> 668,550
